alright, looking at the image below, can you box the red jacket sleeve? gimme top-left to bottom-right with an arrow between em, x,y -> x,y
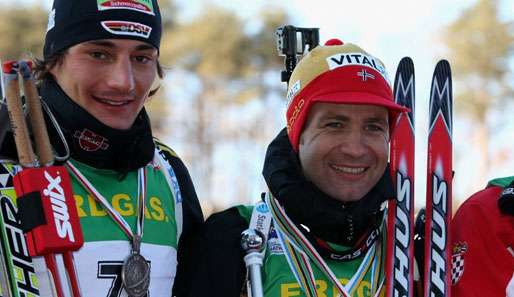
451,186 -> 514,297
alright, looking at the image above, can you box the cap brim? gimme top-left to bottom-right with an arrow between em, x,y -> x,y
312,91 -> 410,113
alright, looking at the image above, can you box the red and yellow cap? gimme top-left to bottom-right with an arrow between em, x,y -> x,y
285,39 -> 408,151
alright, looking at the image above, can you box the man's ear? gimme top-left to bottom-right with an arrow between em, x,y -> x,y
148,74 -> 161,98
47,59 -> 61,79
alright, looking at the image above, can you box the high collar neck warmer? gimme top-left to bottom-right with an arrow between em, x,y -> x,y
40,78 -> 155,174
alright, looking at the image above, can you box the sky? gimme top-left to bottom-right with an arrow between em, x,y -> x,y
5,0 -> 514,209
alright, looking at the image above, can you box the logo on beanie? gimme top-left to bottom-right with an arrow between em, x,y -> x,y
97,0 -> 155,15
326,52 -> 388,82
74,129 -> 109,152
101,21 -> 152,39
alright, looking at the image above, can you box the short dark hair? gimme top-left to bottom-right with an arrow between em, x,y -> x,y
33,51 -> 164,97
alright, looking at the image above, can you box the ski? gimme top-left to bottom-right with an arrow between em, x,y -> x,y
0,166 -> 41,297
386,57 -> 416,297
424,60 -> 453,297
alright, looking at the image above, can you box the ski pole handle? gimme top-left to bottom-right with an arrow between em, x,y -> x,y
19,61 -> 54,167
241,229 -> 265,297
2,61 -> 36,167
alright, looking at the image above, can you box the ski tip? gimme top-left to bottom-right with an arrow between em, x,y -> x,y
435,59 -> 450,66
394,57 -> 415,79
434,59 -> 452,75
428,59 -> 453,137
393,56 -> 415,114
430,59 -> 453,91
396,57 -> 414,72
399,56 -> 414,65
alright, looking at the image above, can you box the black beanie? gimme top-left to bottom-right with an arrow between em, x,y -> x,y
44,0 -> 162,59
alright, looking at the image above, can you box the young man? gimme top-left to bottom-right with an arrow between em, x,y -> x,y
181,39 -> 408,296
451,177 -> 514,297
0,1 -> 203,296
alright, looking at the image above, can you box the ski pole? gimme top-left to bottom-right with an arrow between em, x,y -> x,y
4,60 -> 63,297
241,229 -> 265,297
3,62 -> 35,168
21,61 -> 84,297
19,61 -> 83,297
3,60 -> 84,297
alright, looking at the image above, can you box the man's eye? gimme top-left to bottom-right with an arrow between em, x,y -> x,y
325,122 -> 343,128
134,55 -> 152,64
90,51 -> 107,59
366,124 -> 385,132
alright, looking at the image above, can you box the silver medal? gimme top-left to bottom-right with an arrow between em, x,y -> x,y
122,235 -> 150,297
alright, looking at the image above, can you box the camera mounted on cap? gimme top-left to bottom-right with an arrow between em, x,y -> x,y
275,25 -> 319,83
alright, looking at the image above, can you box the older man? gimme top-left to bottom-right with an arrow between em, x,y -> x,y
180,38 -> 408,297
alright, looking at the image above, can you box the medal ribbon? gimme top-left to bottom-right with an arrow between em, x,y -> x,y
370,245 -> 384,297
65,161 -> 147,241
266,193 -> 385,297
313,224 -> 381,262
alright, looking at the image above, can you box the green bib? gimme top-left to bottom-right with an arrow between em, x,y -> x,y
237,205 -> 386,297
69,159 -> 177,247
0,140 -> 184,297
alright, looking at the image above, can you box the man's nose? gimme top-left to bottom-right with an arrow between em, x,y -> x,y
106,57 -> 135,93
338,130 -> 367,157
